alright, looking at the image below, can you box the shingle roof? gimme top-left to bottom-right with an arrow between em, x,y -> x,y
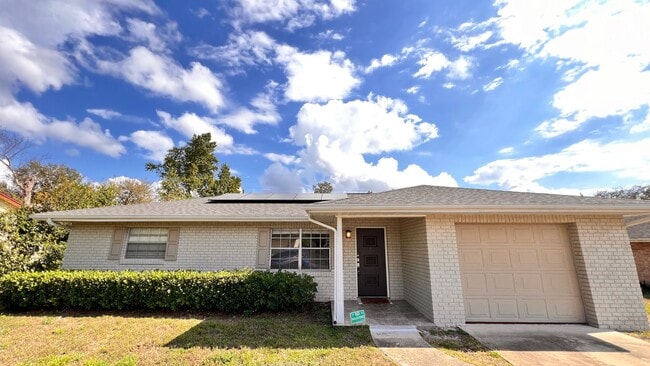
32,185 -> 650,222
306,185 -> 650,214
31,197 -> 315,222
628,222 -> 650,241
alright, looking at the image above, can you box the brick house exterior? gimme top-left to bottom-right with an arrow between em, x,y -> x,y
629,222 -> 650,285
33,186 -> 650,331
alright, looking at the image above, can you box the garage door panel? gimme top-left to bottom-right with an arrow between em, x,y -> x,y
459,248 -> 484,269
483,249 -> 512,268
462,273 -> 487,294
518,299 -> 550,320
480,226 -> 508,243
465,298 -> 491,319
457,224 -> 585,323
490,299 -> 519,319
511,248 -> 540,269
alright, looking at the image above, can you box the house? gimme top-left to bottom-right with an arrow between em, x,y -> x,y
0,192 -> 21,212
32,185 -> 650,331
628,220 -> 650,285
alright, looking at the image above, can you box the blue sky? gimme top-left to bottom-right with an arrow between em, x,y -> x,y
1,0 -> 649,194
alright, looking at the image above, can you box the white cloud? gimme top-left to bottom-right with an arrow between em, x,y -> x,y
413,51 -> 450,79
630,112 -> 650,134
406,86 -> 420,94
485,0 -> 650,137
0,100 -> 125,157
498,146 -> 514,155
124,18 -> 181,52
465,138 -> 650,193
447,55 -> 473,80
277,46 -> 360,102
0,26 -> 74,97
265,95 -> 457,192
156,111 -> 234,152
87,108 -> 122,120
192,8 -> 211,19
364,54 -> 399,74
442,82 -> 455,89
452,30 -> 493,52
260,162 -> 305,193
229,0 -> 356,30
96,47 -> 226,113
190,31 -> 276,67
264,153 -> 299,165
217,82 -> 281,134
483,76 -> 504,92
317,30 -> 345,40
125,130 -> 174,161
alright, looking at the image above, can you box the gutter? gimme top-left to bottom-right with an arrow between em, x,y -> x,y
30,215 -> 312,223
46,218 -> 60,227
306,204 -> 650,215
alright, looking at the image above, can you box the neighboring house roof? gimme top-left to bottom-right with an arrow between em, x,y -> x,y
31,194 -> 348,222
31,185 -> 650,223
0,192 -> 21,209
307,185 -> 650,214
628,222 -> 650,242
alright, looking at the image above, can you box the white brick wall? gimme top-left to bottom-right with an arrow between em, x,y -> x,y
399,217 -> 434,321
64,221 -> 333,302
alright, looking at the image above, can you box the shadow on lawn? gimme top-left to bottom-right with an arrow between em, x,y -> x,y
166,303 -> 375,349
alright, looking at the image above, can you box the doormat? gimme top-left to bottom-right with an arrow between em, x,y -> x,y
360,297 -> 390,304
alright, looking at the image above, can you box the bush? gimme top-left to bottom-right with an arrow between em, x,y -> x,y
0,269 -> 317,313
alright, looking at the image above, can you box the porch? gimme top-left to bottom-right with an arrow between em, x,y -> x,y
342,300 -> 434,327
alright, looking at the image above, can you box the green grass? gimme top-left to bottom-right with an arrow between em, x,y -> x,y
0,304 -> 394,366
420,327 -> 510,366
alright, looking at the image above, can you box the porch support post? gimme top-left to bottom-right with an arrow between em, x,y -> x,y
334,215 -> 345,324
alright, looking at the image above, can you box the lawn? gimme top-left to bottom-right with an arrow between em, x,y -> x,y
419,327 -> 510,366
0,304 -> 394,366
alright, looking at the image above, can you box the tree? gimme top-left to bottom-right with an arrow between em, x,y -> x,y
146,133 -> 242,200
0,131 -> 37,206
106,177 -> 154,205
595,185 -> 650,200
313,181 -> 334,193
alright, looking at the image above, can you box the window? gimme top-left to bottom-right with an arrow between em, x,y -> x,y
125,228 -> 168,259
270,229 -> 330,270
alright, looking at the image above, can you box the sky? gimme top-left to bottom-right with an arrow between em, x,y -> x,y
0,0 -> 649,195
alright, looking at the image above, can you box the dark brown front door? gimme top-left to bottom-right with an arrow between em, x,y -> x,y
356,228 -> 387,297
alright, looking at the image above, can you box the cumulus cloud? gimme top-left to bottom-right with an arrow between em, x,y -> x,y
0,100 -> 125,157
259,95 -> 456,192
317,30 -> 345,41
123,130 -> 174,161
124,18 -> 181,52
260,162 -> 305,193
217,82 -> 282,134
482,0 -> 650,137
465,138 -> 650,193
413,51 -> 450,79
190,31 -> 276,67
87,108 -> 122,120
228,0 -> 356,30
364,54 -> 400,73
264,153 -> 299,165
276,46 -> 360,102
93,47 -> 226,113
156,111 -> 234,151
452,30 -> 494,52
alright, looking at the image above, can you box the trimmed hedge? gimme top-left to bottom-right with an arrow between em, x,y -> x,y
0,269 -> 317,313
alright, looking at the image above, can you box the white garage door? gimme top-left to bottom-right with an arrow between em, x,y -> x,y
456,224 -> 586,323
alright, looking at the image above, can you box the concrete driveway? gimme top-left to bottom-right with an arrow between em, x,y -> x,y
462,324 -> 650,366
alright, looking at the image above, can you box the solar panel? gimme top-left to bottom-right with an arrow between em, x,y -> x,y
207,193 -> 348,203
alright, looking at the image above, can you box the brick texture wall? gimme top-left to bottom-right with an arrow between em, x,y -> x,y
64,221 -> 333,302
631,242 -> 650,285
399,217 -> 434,321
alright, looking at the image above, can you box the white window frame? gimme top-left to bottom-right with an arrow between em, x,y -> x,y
124,228 -> 169,260
270,228 -> 331,271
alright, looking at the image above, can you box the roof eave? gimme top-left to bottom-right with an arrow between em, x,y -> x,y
305,204 -> 650,215
31,215 -> 310,223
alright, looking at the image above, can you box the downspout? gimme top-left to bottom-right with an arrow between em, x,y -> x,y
308,215 -> 344,325
46,218 -> 61,227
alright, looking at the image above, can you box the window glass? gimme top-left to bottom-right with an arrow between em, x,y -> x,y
125,228 -> 168,259
270,229 -> 330,270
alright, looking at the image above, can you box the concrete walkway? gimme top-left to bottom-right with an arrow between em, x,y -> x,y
463,324 -> 650,366
370,325 -> 469,366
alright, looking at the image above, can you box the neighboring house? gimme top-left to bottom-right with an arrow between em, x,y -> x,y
32,185 -> 650,331
0,192 -> 21,212
628,220 -> 650,285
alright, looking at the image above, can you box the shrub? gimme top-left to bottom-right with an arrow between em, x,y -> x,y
0,269 -> 317,313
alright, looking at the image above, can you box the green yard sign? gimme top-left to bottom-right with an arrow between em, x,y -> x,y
349,310 -> 366,324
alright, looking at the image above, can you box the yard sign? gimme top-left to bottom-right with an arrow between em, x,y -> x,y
349,310 -> 366,324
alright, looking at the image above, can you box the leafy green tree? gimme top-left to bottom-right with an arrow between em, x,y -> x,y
146,133 -> 242,200
0,207 -> 68,275
106,178 -> 154,205
595,185 -> 650,200
313,181 -> 334,193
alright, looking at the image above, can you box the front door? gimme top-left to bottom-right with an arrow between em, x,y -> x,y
356,228 -> 387,297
